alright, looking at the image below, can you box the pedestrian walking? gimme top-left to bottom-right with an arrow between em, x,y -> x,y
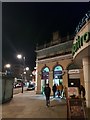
60,84 -> 63,98
44,84 -> 51,107
52,84 -> 57,98
78,85 -> 86,100
21,81 -> 24,93
56,84 -> 60,98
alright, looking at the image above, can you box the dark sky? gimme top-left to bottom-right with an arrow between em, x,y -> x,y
2,2 -> 90,71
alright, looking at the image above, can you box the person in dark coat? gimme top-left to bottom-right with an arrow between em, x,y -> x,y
52,84 -> 57,98
44,84 -> 51,107
21,81 -> 24,93
78,85 -> 85,99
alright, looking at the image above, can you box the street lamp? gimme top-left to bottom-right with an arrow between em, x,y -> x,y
25,67 -> 29,71
17,54 -> 26,80
17,54 -> 30,87
4,64 -> 12,76
17,54 -> 25,65
5,64 -> 11,68
25,67 -> 29,81
17,54 -> 22,59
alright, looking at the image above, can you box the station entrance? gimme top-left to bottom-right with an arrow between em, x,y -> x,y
53,65 -> 63,85
41,67 -> 49,93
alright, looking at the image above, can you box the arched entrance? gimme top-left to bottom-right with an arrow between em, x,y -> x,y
42,67 -> 49,84
67,63 -> 81,87
41,67 -> 50,93
53,65 -> 63,85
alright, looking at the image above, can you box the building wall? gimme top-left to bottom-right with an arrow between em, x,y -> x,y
72,18 -> 90,107
36,31 -> 85,94
36,54 -> 84,94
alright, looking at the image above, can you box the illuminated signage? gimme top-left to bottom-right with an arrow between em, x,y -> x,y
75,11 -> 90,34
72,32 -> 90,56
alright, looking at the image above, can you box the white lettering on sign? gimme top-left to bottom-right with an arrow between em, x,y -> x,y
75,11 -> 90,34
68,69 -> 80,74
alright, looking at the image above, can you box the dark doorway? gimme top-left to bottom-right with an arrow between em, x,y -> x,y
68,79 -> 80,87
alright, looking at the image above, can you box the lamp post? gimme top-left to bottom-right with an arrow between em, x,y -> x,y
17,54 -> 30,93
17,54 -> 26,93
17,54 -> 26,80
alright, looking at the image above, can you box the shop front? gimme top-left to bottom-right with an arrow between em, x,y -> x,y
41,67 -> 49,93
36,31 -> 84,95
53,65 -> 63,85
72,18 -> 90,108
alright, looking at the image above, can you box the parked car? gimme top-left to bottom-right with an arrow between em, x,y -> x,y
16,83 -> 22,87
14,82 -> 22,88
27,84 -> 35,91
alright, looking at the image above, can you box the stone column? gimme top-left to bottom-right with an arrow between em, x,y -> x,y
36,71 -> 41,94
63,70 -> 68,87
83,57 -> 90,108
49,71 -> 53,95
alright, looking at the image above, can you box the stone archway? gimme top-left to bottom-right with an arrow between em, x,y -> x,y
53,65 -> 63,85
42,67 -> 50,84
67,63 -> 81,87
41,66 -> 50,93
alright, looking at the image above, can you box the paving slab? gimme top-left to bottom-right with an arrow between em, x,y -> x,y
2,91 -> 67,118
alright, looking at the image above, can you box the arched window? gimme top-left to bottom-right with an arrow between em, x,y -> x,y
42,67 -> 50,84
67,63 -> 80,87
53,65 -> 63,85
54,65 -> 63,79
42,67 -> 49,72
67,63 -> 80,70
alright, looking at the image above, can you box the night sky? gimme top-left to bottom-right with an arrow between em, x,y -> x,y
2,2 -> 90,71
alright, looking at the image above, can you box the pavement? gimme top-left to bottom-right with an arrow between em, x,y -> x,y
2,90 -> 67,119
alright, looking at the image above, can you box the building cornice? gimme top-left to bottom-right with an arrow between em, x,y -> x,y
36,54 -> 72,63
36,40 -> 73,53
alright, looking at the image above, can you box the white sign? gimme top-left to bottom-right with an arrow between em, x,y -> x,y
68,69 -> 80,74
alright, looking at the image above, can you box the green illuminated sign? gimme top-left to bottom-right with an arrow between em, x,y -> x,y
72,32 -> 90,56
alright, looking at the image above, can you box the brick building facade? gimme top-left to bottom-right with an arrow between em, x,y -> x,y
35,31 -> 84,94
